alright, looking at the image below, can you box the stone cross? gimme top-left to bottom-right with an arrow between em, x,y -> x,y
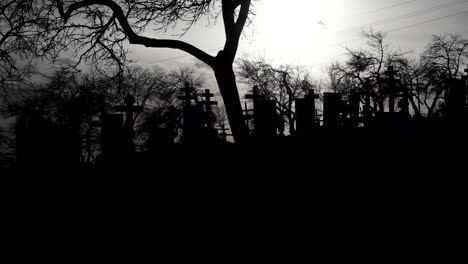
385,66 -> 398,113
115,94 -> 143,153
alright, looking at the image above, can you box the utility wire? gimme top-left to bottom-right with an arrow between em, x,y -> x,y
337,0 -> 468,34
342,0 -> 420,18
336,9 -> 468,46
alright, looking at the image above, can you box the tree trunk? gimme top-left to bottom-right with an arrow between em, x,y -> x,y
213,60 -> 249,143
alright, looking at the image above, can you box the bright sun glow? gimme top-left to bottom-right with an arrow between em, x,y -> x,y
250,0 -> 345,67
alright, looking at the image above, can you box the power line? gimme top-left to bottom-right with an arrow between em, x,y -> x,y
337,0 -> 468,34
387,10 -> 468,33
342,0 -> 420,18
335,9 -> 468,46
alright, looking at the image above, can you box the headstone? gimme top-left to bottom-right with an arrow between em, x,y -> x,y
464,65 -> 468,105
243,101 -> 254,131
245,86 -> 277,139
349,89 -> 360,127
178,83 -> 204,144
385,66 -> 398,113
363,79 -> 373,124
100,113 -> 125,158
446,78 -> 466,121
323,93 -> 342,128
296,89 -> 319,135
199,89 -> 218,130
115,94 -> 143,153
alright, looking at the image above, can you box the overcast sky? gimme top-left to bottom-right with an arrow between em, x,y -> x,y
37,0 -> 468,99
4,0 -> 468,136
128,0 -> 468,77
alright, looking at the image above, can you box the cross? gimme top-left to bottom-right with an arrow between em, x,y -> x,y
115,95 -> 143,153
199,89 -> 218,129
243,102 -> 253,119
385,65 -> 397,78
385,65 -> 398,113
216,123 -> 232,142
115,94 -> 143,131
178,82 -> 196,108
295,89 -> 320,133
245,86 -> 261,101
200,89 -> 218,111
244,87 -> 261,127
305,89 -> 320,101
243,101 -> 254,130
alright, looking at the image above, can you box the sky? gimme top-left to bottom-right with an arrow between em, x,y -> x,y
3,0 -> 468,141
127,0 -> 468,90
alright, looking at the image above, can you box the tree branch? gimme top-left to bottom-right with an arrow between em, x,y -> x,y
56,0 -> 216,67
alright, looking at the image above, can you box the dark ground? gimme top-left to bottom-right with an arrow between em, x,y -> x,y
2,126 -> 467,261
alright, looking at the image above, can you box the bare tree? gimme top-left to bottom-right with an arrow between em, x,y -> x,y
0,0 -> 50,100
43,0 -> 254,143
418,33 -> 468,118
237,57 -> 316,135
325,29 -> 414,115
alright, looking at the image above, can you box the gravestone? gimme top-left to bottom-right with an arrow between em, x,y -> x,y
363,79 -> 373,125
349,89 -> 360,128
396,85 -> 410,116
446,78 -> 466,121
115,95 -> 143,153
178,83 -> 204,144
100,113 -> 125,159
245,86 -> 277,139
200,89 -> 218,130
464,66 -> 468,105
385,66 -> 398,113
296,89 -> 320,135
323,93 -> 342,128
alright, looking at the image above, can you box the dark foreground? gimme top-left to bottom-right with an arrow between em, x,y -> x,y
2,127 -> 467,261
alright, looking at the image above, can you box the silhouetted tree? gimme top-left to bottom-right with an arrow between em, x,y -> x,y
238,57 -> 316,134
417,33 -> 468,118
44,0 -> 254,143
326,29 -> 415,115
0,0 -> 50,100
135,67 -> 207,148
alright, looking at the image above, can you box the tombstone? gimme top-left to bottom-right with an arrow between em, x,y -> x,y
243,101 -> 254,131
385,66 -> 398,113
115,95 -> 143,153
200,89 -> 218,130
464,66 -> 468,105
349,89 -> 360,128
363,79 -> 373,125
256,100 -> 277,139
296,90 -> 319,135
100,113 -> 125,158
323,93 -> 342,128
178,83 -> 205,144
446,78 -> 466,121
396,85 -> 410,116
245,86 -> 277,139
